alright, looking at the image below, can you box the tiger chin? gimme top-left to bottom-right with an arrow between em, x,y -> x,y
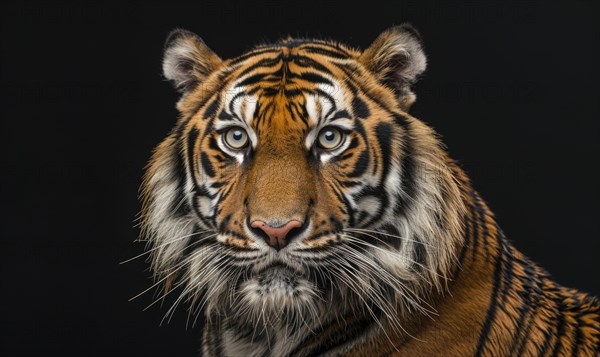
139,25 -> 600,356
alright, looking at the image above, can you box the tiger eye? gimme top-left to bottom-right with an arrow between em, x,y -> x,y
317,127 -> 344,150
224,127 -> 249,149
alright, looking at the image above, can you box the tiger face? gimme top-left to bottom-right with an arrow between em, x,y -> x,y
141,25 -> 464,333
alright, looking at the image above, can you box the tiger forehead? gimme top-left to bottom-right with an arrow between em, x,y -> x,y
226,43 -> 355,99
223,90 -> 349,132
216,46 -> 356,131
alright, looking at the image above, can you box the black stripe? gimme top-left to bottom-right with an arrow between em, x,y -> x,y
335,152 -> 353,162
474,234 -> 507,356
536,292 -> 558,356
347,149 -> 369,178
210,181 -> 225,189
261,87 -> 279,96
203,97 -> 221,119
218,214 -> 232,232
236,55 -> 282,78
287,101 -> 308,125
297,71 -> 333,86
283,88 -> 303,97
346,136 -> 360,151
328,109 -> 350,121
168,132 -> 191,217
494,229 -> 517,326
217,110 -> 235,121
352,186 -> 388,228
352,96 -> 370,119
356,210 -> 369,225
207,135 -> 221,151
471,193 -> 490,257
186,127 -> 201,188
228,48 -> 281,65
313,88 -> 337,110
185,72 -> 231,126
345,118 -> 368,179
456,213 -> 472,267
469,198 -> 481,261
468,190 -> 492,261
335,183 -> 356,227
376,123 -> 392,179
235,72 -> 267,87
351,122 -> 392,227
194,183 -> 215,199
227,92 -> 247,115
538,280 -> 563,356
336,63 -> 396,114
379,223 -> 402,249
304,321 -> 369,356
508,259 -> 540,355
289,315 -> 374,356
571,299 -> 584,356
393,115 -> 417,215
301,45 -> 350,59
188,191 -> 215,229
294,55 -> 333,74
549,298 -> 566,357
339,179 -> 360,187
200,152 -> 216,178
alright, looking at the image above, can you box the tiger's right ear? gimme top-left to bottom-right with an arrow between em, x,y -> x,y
359,24 -> 427,111
162,29 -> 222,94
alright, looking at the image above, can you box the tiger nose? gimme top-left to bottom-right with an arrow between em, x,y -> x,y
250,220 -> 303,251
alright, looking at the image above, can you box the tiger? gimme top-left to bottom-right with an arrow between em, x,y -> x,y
139,24 -> 600,356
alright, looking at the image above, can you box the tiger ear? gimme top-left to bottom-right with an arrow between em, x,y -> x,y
162,29 -> 222,94
359,24 -> 427,110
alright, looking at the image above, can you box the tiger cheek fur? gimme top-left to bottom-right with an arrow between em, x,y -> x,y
140,25 -> 600,356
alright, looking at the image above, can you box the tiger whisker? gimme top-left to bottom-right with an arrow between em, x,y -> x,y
335,241 -> 438,318
163,255 -> 227,325
135,252 -> 203,305
343,228 -> 436,249
340,233 -> 446,282
333,245 -> 434,315
121,227 -> 213,265
174,253 -> 233,326
142,241 -> 220,312
327,263 -> 402,349
331,249 -> 429,343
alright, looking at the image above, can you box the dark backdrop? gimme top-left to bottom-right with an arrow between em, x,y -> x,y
1,1 -> 598,356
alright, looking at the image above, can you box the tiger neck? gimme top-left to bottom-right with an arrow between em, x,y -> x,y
205,306 -> 380,357
346,174 -> 530,356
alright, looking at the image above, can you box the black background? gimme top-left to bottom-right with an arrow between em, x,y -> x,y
1,1 -> 598,356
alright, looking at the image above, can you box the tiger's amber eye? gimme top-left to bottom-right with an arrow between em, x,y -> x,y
317,127 -> 344,150
224,127 -> 249,149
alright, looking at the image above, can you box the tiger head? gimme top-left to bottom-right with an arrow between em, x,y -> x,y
141,25 -> 465,331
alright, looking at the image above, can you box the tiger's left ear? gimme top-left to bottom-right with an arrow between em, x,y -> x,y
162,29 -> 223,95
360,24 -> 427,111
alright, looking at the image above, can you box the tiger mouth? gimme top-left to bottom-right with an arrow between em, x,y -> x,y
256,261 -> 302,276
254,261 -> 305,287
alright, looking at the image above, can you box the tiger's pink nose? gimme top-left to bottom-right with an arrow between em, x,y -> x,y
250,220 -> 303,251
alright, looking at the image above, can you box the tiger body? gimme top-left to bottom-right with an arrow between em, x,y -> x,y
140,26 -> 600,356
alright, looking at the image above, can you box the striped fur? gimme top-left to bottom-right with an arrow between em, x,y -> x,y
139,25 -> 600,356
